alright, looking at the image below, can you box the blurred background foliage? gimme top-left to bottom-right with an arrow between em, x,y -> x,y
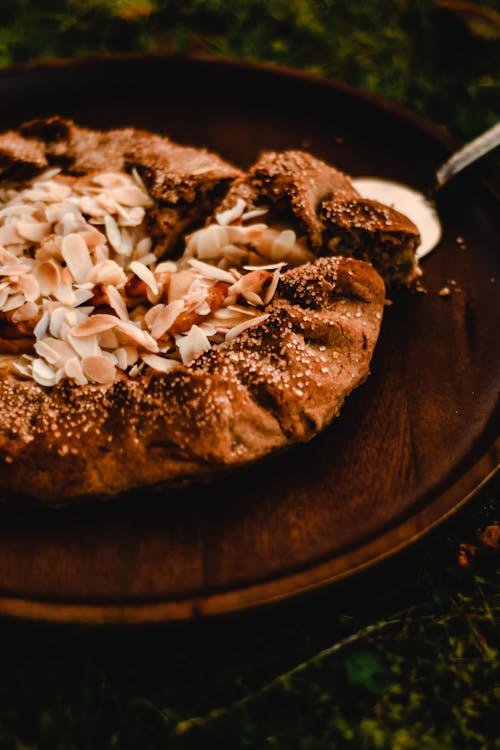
0,0 -> 499,138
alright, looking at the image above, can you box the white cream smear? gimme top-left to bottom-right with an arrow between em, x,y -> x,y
352,178 -> 442,260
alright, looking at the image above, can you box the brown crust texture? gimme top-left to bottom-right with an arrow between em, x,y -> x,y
218,150 -> 421,287
0,257 -> 385,507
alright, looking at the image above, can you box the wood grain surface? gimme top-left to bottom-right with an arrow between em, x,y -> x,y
0,56 -> 498,623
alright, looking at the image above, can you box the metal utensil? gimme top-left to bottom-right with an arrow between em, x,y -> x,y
435,121 -> 500,190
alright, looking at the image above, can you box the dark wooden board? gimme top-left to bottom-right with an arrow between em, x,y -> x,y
0,56 -> 498,623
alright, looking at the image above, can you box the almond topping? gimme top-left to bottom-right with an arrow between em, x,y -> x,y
81,355 -> 116,384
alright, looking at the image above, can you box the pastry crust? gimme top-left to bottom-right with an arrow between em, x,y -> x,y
0,119 -> 391,507
0,256 -> 384,506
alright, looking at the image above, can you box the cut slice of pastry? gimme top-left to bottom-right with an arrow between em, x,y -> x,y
212,150 -> 421,287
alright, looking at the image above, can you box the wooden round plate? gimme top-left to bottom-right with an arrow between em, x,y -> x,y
0,56 -> 498,623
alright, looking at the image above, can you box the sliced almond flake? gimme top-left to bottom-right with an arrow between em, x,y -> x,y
32,358 -> 58,387
106,284 -> 129,321
16,221 -> 51,243
34,338 -> 61,365
272,228 -> 296,252
197,225 -> 229,260
262,266 -> 282,304
0,288 -> 9,308
217,258 -> 230,271
113,347 -> 129,370
64,309 -> 80,327
35,168 -> 62,182
133,237 -> 152,259
80,229 -> 107,249
101,350 -> 118,365
92,172 -> 131,188
61,233 -> 93,283
129,261 -> 159,296
251,227 -> 276,256
114,319 -> 159,352
130,167 -> 148,192
87,259 -> 127,286
82,354 -> 116,384
144,304 -> 163,329
0,248 -> 20,265
71,313 -> 119,337
0,262 -> 32,277
34,309 -> 50,338
45,182 -> 72,202
67,332 -> 101,359
104,214 -> 122,252
150,299 -> 184,339
45,202 -> 76,224
195,300 -> 211,316
116,206 -> 146,227
138,252 -> 156,267
242,290 -> 264,306
97,193 -> 121,215
216,198 -> 246,226
23,189 -> 48,202
93,245 -> 110,265
225,313 -> 269,342
227,304 -> 260,317
155,261 -> 178,274
118,227 -> 133,257
199,322 -> 218,337
122,346 -> 139,367
141,354 -> 180,373
242,207 -> 269,222
11,300 -> 39,322
226,223 -> 267,245
211,307 -> 241,321
2,293 -> 25,312
57,321 -> 72,342
42,337 -> 76,365
176,325 -> 211,366
17,274 -> 40,302
0,224 -> 22,245
220,245 -> 248,264
73,288 -> 95,305
60,211 -> 80,236
243,262 -> 287,271
0,203 -> 37,218
13,360 -> 33,378
35,237 -> 62,263
64,356 -> 88,385
53,280 -> 76,306
110,186 -> 153,208
99,328 -> 120,350
80,196 -> 107,218
187,258 -> 235,284
128,363 -> 143,378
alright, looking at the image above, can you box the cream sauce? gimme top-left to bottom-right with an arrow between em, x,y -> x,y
352,177 -> 442,260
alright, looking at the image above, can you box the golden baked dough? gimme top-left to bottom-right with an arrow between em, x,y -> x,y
0,119 -> 394,506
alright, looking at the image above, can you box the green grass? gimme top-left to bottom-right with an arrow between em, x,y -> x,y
0,2 -> 498,747
0,0 -> 499,139
0,480 -> 498,749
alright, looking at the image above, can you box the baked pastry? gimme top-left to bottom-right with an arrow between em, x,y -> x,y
0,119 -> 388,506
215,150 -> 421,287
